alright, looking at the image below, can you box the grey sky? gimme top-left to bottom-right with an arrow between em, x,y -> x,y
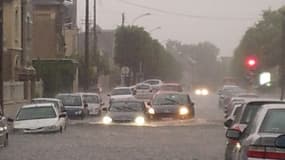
77,0 -> 284,56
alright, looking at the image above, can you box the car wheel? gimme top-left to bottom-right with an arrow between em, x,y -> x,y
3,134 -> 8,147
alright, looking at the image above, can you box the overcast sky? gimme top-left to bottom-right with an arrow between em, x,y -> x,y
77,0 -> 284,56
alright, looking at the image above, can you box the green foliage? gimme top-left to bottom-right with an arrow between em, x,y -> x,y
114,26 -> 182,82
32,60 -> 77,97
232,7 -> 285,78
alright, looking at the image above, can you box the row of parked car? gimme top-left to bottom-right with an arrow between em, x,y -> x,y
218,85 -> 285,160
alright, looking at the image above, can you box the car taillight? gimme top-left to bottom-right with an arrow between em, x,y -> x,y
247,145 -> 285,159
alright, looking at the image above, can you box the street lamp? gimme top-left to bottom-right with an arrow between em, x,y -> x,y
148,26 -> 161,33
132,13 -> 151,25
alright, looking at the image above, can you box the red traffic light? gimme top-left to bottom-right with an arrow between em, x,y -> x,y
245,56 -> 258,70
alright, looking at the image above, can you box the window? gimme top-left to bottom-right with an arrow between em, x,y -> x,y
260,109 -> 285,133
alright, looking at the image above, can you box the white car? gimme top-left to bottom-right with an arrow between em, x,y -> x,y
143,79 -> 163,92
13,103 -> 67,133
135,83 -> 153,100
78,92 -> 104,116
109,87 -> 135,103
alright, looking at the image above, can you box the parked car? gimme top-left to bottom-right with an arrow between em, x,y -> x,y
13,103 -> 67,133
108,87 -> 135,103
0,114 -> 8,147
148,91 -> 195,120
143,79 -> 163,92
78,93 -> 104,116
226,104 -> 285,160
224,103 -> 243,129
56,93 -> 89,119
159,83 -> 183,92
134,83 -> 153,100
218,85 -> 244,108
102,99 -> 149,126
224,97 -> 247,119
224,99 -> 285,160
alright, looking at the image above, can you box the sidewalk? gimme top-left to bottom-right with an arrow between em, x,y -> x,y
4,100 -> 29,118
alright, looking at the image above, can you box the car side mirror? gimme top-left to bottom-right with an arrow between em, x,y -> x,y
226,129 -> 241,140
224,119 -> 233,128
7,117 -> 14,122
147,102 -> 151,106
107,94 -> 111,97
101,102 -> 105,106
59,113 -> 67,118
84,103 -> 88,108
275,135 -> 285,148
191,102 -> 195,107
102,108 -> 108,112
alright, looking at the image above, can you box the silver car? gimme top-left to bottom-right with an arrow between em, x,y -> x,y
226,104 -> 285,160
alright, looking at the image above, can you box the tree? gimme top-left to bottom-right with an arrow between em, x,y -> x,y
232,7 -> 284,80
114,26 -> 183,83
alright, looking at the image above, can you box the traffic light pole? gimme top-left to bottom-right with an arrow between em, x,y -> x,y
281,11 -> 285,100
0,1 -> 4,114
84,0 -> 90,91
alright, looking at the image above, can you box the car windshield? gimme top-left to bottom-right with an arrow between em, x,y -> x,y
153,94 -> 189,105
260,109 -> 285,133
136,85 -> 150,90
57,95 -> 82,106
16,106 -> 56,121
110,102 -> 144,112
111,89 -> 132,95
83,95 -> 99,103
145,81 -> 159,85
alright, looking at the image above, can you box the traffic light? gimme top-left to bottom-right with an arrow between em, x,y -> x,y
245,56 -> 258,71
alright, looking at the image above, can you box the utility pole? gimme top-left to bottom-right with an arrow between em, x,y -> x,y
84,0 -> 90,91
122,13 -> 125,26
0,1 -> 3,114
281,10 -> 285,100
93,0 -> 99,86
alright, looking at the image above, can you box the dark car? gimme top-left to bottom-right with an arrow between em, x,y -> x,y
0,114 -> 8,147
102,100 -> 149,125
224,99 -> 285,160
148,92 -> 195,120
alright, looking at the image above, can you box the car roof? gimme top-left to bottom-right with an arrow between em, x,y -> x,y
32,98 -> 61,102
144,79 -> 162,82
56,93 -> 81,96
245,98 -> 285,104
21,103 -> 55,108
111,99 -> 145,103
76,92 -> 99,96
261,103 -> 285,110
155,91 -> 188,95
161,83 -> 181,86
113,87 -> 131,90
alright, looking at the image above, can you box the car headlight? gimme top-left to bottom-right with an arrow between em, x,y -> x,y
179,107 -> 189,115
0,126 -> 7,132
148,108 -> 155,115
135,116 -> 145,126
195,89 -> 202,95
103,116 -> 112,124
201,89 -> 209,96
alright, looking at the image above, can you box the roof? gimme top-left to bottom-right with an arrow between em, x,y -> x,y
32,98 -> 61,102
111,98 -> 144,103
21,103 -> 55,109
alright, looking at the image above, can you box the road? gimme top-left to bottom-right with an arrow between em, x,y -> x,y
0,94 -> 226,160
